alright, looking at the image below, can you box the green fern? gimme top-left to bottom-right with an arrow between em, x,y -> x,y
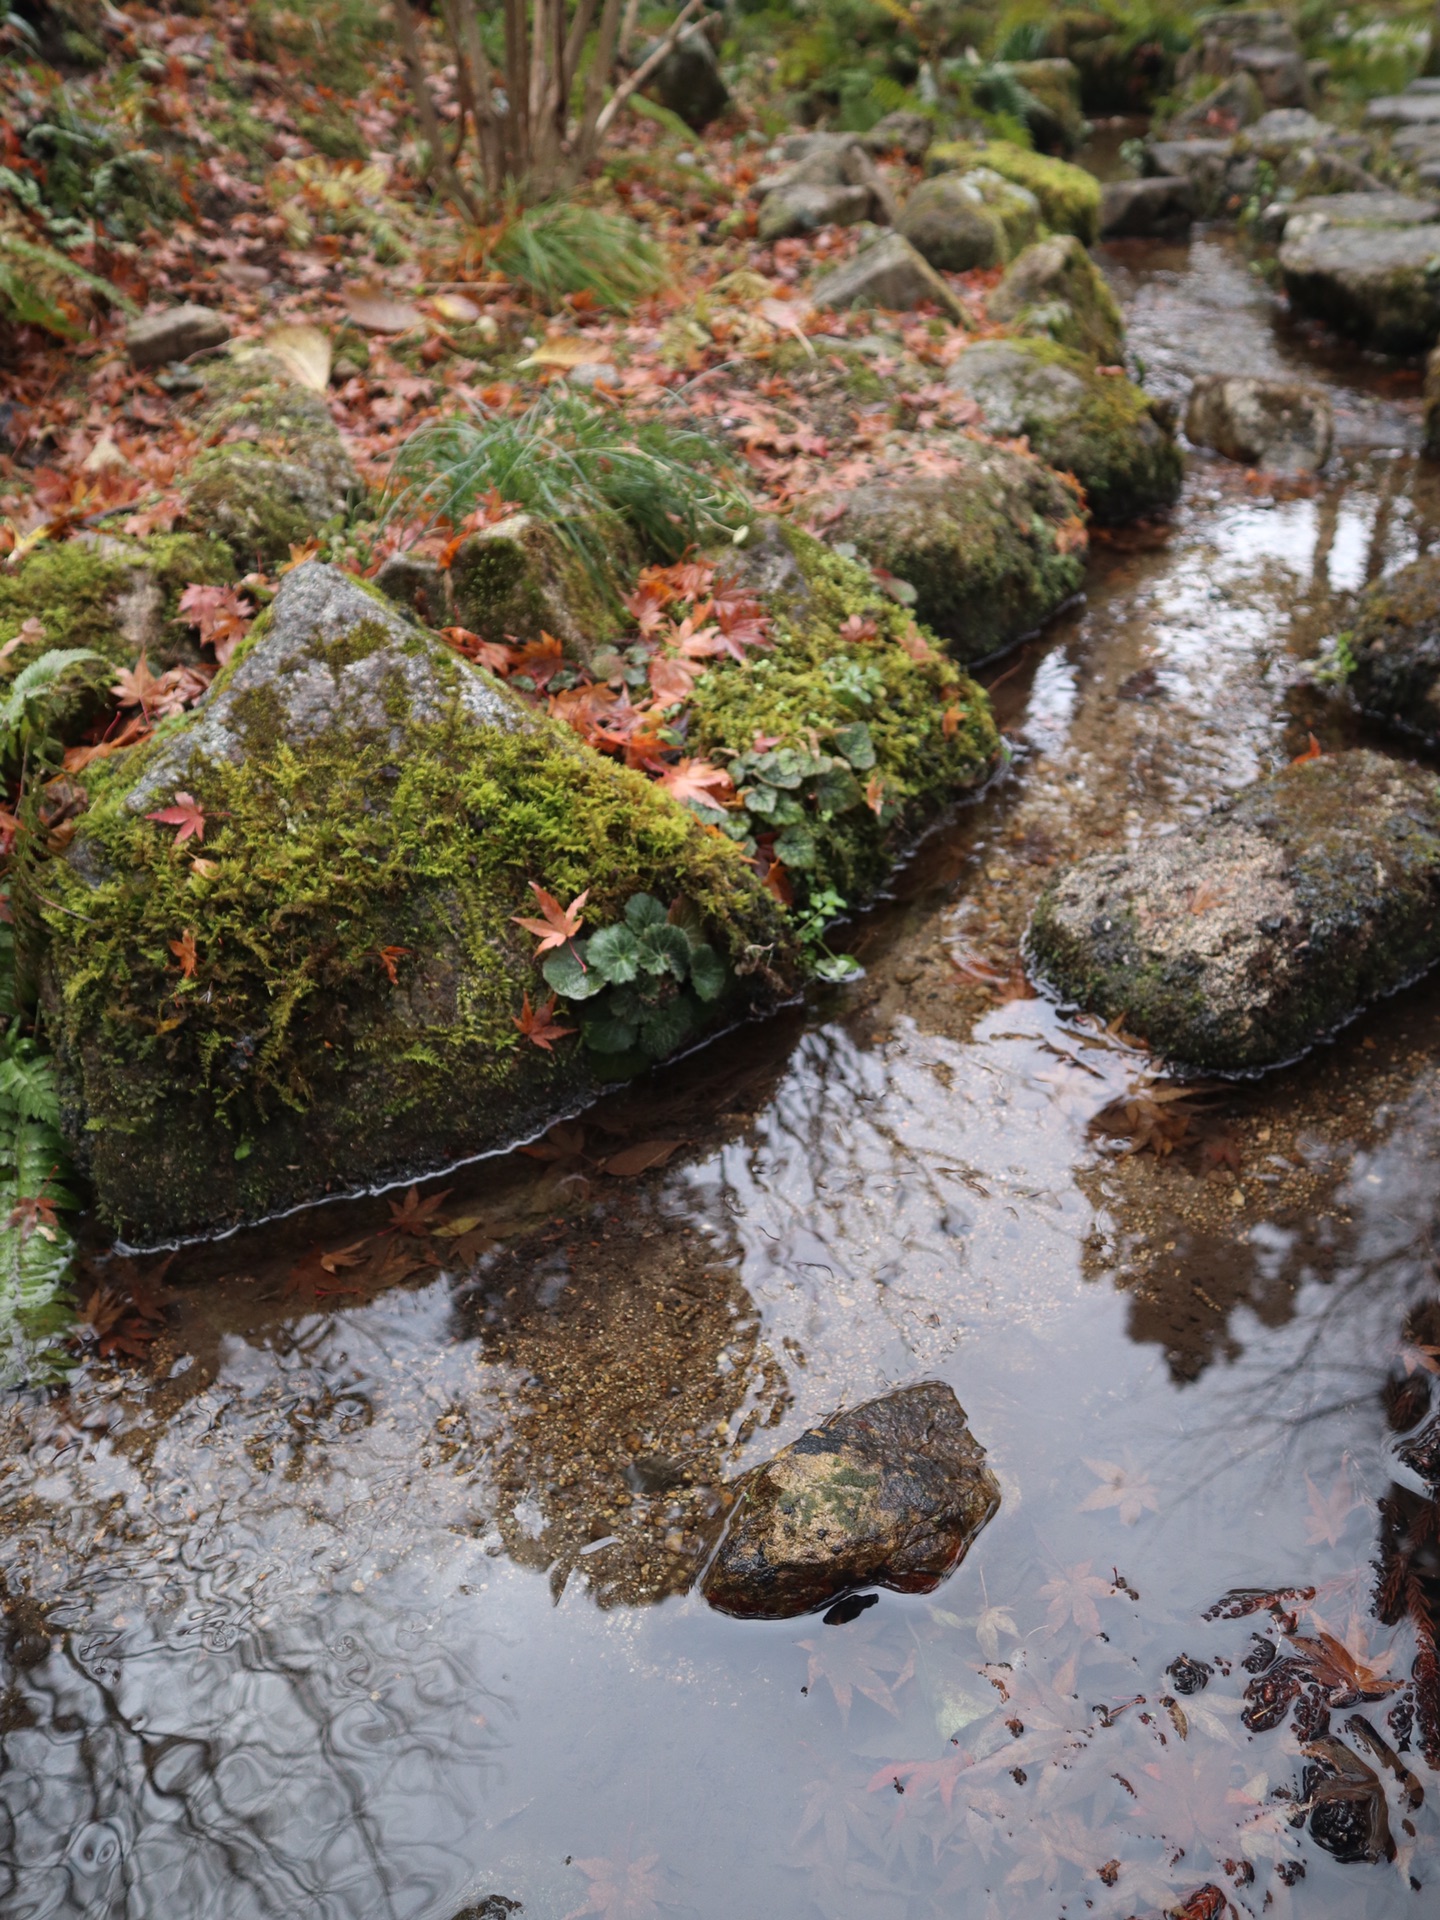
0,1003 -> 77,1387
0,646 -> 105,769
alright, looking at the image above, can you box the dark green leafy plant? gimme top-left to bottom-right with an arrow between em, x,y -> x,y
540,892 -> 729,1064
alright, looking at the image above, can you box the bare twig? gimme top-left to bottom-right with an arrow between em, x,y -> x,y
595,0 -> 706,137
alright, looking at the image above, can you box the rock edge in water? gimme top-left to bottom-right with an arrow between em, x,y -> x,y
1027,751 -> 1440,1073
701,1382 -> 1000,1620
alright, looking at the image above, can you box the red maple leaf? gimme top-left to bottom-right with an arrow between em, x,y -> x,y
8,1192 -> 59,1243
146,791 -> 206,846
514,990 -> 575,1051
511,882 -> 589,953
177,583 -> 253,665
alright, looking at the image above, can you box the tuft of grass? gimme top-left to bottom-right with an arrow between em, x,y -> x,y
386,389 -> 752,581
493,202 -> 666,313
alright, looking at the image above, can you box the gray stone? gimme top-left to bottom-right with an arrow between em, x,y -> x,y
1183,374 -> 1333,472
1279,221 -> 1440,352
1143,138 -> 1234,218
1231,45 -> 1309,108
988,233 -> 1126,366
1028,751 -> 1440,1072
644,24 -> 729,132
862,110 -> 933,163
1099,176 -> 1194,238
1168,71 -> 1264,138
1348,552 -> 1440,745
1392,123 -> 1440,158
1278,190 -> 1440,247
810,233 -> 963,322
757,181 -> 873,243
125,303 -> 231,370
1367,93 -> 1440,127
1246,107 -> 1333,151
701,1383 -> 1000,1620
449,510 -> 627,667
946,339 -> 1182,525
898,168 -> 1041,272
374,552 -> 451,626
756,135 -> 897,226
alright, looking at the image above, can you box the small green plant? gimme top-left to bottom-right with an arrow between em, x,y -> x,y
791,886 -> 863,983
386,389 -> 751,580
1311,630 -> 1358,686
0,647 -> 105,770
493,202 -> 666,312
540,892 -> 729,1063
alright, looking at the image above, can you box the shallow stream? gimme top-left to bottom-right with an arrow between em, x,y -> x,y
4,224 -> 1440,1919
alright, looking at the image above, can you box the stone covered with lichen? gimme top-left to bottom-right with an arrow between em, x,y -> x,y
0,531 -> 233,675
826,442 -> 1087,664
945,338 -> 1182,525
449,511 -> 631,666
33,564 -> 792,1240
926,138 -> 1101,244
1346,552 -> 1440,748
702,1382 -> 1000,1619
1028,751 -> 1440,1071
178,350 -> 360,569
690,523 -> 999,907
988,233 -> 1125,366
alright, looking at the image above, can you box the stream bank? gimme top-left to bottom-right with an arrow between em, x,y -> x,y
4,207 -> 1440,1920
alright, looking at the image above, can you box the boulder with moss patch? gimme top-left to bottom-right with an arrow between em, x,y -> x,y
689,522 -> 999,907
898,169 -> 1042,273
178,351 -> 360,570
32,564 -> 790,1241
926,138 -> 1100,245
1279,216 -> 1440,353
447,512 -> 630,668
1028,751 -> 1440,1072
1346,553 -> 1440,749
946,339 -> 1181,525
987,234 -> 1125,367
0,531 -> 234,677
825,443 -> 1086,664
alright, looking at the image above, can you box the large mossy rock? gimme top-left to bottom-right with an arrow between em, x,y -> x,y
987,234 -> 1126,366
702,1382 -> 1000,1620
898,169 -> 1042,273
689,522 -> 1000,906
926,138 -> 1100,244
945,339 -> 1182,526
448,511 -> 629,667
179,351 -> 360,569
1279,219 -> 1440,353
34,565 -> 789,1240
1028,751 -> 1440,1072
827,442 -> 1087,663
1347,554 -> 1440,749
0,531 -> 233,675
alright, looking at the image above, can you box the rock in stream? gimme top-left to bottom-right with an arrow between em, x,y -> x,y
1028,751 -> 1440,1072
701,1382 -> 1000,1620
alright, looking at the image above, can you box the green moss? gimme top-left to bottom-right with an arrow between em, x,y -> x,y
927,138 -> 1101,244
0,533 -> 234,674
687,526 -> 1000,908
449,513 -> 629,664
34,598 -> 790,1237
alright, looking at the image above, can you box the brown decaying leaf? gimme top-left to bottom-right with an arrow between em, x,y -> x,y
600,1139 -> 682,1178
343,286 -> 423,333
511,882 -> 589,954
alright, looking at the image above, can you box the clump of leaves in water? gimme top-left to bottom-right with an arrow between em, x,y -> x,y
540,892 -> 729,1067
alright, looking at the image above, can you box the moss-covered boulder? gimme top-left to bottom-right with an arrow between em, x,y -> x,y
33,564 -> 790,1240
179,351 -> 360,570
702,1382 -> 1000,1620
448,512 -> 630,666
898,168 -> 1042,273
988,234 -> 1126,367
689,522 -> 999,907
1028,751 -> 1440,1072
0,531 -> 234,677
1346,554 -> 1440,749
926,138 -> 1101,245
1279,218 -> 1440,353
945,339 -> 1182,525
825,442 -> 1087,664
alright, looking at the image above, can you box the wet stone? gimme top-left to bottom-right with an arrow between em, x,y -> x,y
1184,373 -> 1333,473
1099,175 -> 1194,239
701,1382 -> 999,1620
1349,551 -> 1440,748
1278,220 -> 1440,353
1028,751 -> 1440,1073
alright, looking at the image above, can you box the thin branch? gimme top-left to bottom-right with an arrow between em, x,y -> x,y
594,0 -> 705,137
617,0 -> 643,63
575,0 -> 625,163
392,1 -> 481,218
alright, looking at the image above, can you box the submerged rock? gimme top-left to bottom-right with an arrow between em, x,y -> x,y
1028,751 -> 1440,1072
898,168 -> 1041,272
1280,218 -> 1440,351
829,439 -> 1086,661
34,564 -> 788,1239
1347,553 -> 1440,748
987,234 -> 1126,367
946,339 -> 1182,525
1183,374 -> 1333,473
701,1383 -> 1000,1620
811,233 -> 963,321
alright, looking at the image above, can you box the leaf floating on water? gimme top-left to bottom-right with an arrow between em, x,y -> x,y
1202,1585 -> 1317,1623
1078,1456 -> 1161,1527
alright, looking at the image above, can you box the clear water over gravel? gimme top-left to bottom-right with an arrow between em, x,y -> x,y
3,230 -> 1440,1920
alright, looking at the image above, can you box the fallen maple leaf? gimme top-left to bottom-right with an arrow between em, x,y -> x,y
512,882 -> 589,953
146,791 -> 206,847
387,1185 -> 451,1235
654,757 -> 734,811
112,652 -> 164,713
1079,1456 -> 1161,1526
1039,1561 -> 1114,1636
600,1140 -> 682,1177
1292,732 -> 1322,764
373,944 -> 410,984
514,990 -> 575,1051
169,928 -> 198,978
8,1192 -> 59,1243
1304,1471 -> 1362,1548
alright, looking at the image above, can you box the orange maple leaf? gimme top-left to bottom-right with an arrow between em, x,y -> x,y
8,1192 -> 59,1243
373,944 -> 410,984
513,990 -> 575,1051
1292,732 -> 1322,764
511,882 -> 589,953
169,928 -> 198,978
112,651 -> 164,713
653,757 -> 734,811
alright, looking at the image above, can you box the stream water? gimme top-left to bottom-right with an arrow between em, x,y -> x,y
4,221 -> 1440,1919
